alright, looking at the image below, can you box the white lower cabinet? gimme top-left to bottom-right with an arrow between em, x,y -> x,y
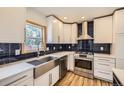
0,69 -> 34,86
94,57 -> 115,82
68,54 -> 75,71
34,65 -> 59,86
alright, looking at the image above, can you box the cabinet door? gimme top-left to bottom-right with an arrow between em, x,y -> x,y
52,20 -> 59,43
47,17 -> 53,43
116,58 -> 124,69
0,8 -> 26,43
47,16 -> 59,43
113,10 -> 124,34
71,24 -> 77,44
115,34 -> 124,58
63,24 -> 72,43
34,71 -> 49,86
50,65 -> 59,86
68,54 -> 74,71
94,16 -> 112,43
59,21 -> 64,43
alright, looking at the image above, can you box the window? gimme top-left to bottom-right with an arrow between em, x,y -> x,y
24,22 -> 45,53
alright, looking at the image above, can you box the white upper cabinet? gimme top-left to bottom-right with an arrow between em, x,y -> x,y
58,21 -> 64,43
47,16 -> 78,44
63,24 -> 72,43
94,16 -> 113,43
0,8 -> 26,43
113,10 -> 124,34
47,16 -> 63,43
71,23 -> 78,44
63,23 -> 77,43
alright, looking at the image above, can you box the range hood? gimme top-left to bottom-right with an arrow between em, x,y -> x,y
77,21 -> 93,40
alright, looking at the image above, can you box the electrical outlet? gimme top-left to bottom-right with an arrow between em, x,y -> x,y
53,47 -> 56,50
60,46 -> 62,49
47,47 -> 49,51
100,47 -> 104,51
15,49 -> 20,55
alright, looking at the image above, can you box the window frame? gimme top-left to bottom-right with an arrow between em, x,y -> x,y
23,20 -> 46,53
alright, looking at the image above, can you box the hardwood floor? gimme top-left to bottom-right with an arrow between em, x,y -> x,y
55,72 -> 112,86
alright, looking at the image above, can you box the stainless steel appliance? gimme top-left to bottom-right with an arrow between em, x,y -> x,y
58,55 -> 68,79
27,56 -> 58,79
74,52 -> 94,79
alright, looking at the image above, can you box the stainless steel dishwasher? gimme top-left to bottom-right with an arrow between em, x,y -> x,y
57,55 -> 68,79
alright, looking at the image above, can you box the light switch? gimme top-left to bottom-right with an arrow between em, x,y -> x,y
15,49 -> 20,55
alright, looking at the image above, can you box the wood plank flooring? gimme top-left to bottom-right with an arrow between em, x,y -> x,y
55,72 -> 112,86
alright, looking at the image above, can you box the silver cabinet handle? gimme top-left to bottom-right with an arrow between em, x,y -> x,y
51,74 -> 52,85
98,59 -> 110,61
49,73 -> 52,86
5,75 -> 27,86
98,71 -> 110,75
98,63 -> 110,66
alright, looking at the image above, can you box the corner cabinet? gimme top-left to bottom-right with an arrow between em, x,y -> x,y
94,16 -> 113,43
47,16 -> 77,44
63,23 -> 77,44
0,8 -> 26,43
34,65 -> 59,86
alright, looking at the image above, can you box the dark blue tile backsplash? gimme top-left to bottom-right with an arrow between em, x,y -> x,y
0,43 -> 9,58
0,43 -> 21,65
0,42 -> 94,65
46,44 -> 77,51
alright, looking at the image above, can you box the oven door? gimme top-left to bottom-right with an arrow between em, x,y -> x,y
75,58 -> 92,70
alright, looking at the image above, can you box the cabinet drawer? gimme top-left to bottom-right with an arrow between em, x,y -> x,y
94,69 -> 113,81
94,57 -> 115,63
0,69 -> 33,86
94,61 -> 115,71
16,77 -> 33,86
94,57 -> 115,71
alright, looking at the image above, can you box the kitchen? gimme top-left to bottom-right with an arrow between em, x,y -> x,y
0,7 -> 124,86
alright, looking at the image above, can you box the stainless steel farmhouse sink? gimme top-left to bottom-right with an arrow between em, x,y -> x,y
27,56 -> 59,79
27,56 -> 57,66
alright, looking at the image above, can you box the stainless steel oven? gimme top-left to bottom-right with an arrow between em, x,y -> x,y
74,53 -> 94,79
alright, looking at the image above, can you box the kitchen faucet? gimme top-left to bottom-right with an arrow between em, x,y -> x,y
37,40 -> 42,58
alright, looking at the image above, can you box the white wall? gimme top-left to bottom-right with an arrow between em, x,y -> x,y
0,7 -> 26,43
26,8 -> 47,26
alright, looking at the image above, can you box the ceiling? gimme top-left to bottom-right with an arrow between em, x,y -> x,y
34,7 -> 119,23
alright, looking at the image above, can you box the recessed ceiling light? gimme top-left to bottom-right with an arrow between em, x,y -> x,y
81,16 -> 85,19
53,20 -> 57,23
63,17 -> 67,19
